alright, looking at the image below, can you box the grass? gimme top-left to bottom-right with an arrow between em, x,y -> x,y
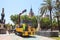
51,37 -> 60,40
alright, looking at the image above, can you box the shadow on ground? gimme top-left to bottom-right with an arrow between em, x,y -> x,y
20,36 -> 36,38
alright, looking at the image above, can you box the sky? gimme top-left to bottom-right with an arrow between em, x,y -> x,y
0,0 -> 43,24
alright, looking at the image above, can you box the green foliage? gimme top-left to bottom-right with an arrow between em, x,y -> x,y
40,0 -> 53,16
31,16 -> 37,27
40,17 -> 50,29
20,15 -> 31,20
10,14 -> 18,24
40,0 -> 59,30
10,14 -> 37,27
52,19 -> 58,27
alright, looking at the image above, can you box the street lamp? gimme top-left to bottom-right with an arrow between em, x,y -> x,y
18,9 -> 27,27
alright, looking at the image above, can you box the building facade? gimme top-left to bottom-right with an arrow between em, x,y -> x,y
29,8 -> 34,18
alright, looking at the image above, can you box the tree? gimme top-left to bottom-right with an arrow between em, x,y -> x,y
52,19 -> 58,30
54,0 -> 60,31
31,16 -> 37,28
56,0 -> 60,31
10,14 -> 37,28
36,15 -> 41,31
21,15 -> 37,28
20,15 -> 31,20
40,17 -> 50,30
40,0 -> 54,30
10,14 -> 18,24
5,23 -> 12,30
54,12 -> 60,31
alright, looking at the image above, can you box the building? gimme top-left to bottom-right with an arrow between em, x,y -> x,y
29,8 -> 34,18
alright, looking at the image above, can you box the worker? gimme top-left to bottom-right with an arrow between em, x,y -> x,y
22,23 -> 26,31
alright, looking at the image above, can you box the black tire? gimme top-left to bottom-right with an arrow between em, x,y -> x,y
15,31 -> 22,36
15,31 -> 18,35
15,30 -> 19,35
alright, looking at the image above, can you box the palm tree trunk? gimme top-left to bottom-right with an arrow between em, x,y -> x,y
36,21 -> 41,31
50,10 -> 52,31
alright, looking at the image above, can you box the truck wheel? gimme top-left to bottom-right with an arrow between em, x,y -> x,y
15,30 -> 18,35
18,32 -> 22,36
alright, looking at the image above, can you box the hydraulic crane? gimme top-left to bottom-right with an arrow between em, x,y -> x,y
15,9 -> 36,36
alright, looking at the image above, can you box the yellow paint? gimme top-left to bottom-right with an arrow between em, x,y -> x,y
24,31 -> 28,36
31,32 -> 33,35
28,28 -> 31,32
16,28 -> 23,32
15,26 -> 36,36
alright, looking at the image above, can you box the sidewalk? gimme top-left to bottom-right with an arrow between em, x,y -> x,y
34,35 -> 56,40
0,33 -> 55,40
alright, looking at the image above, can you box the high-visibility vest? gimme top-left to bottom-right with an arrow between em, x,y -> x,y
23,23 -> 26,30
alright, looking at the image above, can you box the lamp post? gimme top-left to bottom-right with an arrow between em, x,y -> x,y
18,9 -> 27,27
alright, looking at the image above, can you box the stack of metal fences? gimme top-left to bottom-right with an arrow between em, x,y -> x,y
36,30 -> 59,37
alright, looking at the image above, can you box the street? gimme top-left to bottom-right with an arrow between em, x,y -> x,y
0,33 -> 55,40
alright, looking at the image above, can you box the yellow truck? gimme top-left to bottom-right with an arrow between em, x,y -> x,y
15,20 -> 36,36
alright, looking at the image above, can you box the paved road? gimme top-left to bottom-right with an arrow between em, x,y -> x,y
0,33 -> 55,40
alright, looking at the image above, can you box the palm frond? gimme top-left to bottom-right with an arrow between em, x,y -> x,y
40,6 -> 48,16
53,11 -> 60,18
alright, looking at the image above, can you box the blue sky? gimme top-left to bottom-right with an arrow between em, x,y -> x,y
0,0 -> 43,24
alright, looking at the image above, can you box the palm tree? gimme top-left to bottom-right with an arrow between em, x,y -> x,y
54,12 -> 60,31
10,14 -> 19,24
36,15 -> 41,31
40,0 -> 54,31
54,0 -> 60,31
